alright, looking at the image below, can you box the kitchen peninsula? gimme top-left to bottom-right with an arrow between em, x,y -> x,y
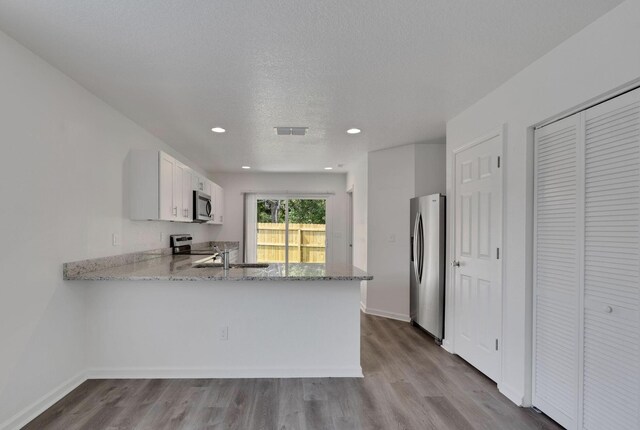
64,245 -> 371,379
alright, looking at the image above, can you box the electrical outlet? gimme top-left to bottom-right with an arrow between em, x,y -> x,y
219,326 -> 229,341
160,232 -> 165,243
112,233 -> 120,246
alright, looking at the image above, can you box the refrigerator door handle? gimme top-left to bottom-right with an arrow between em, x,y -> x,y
417,214 -> 424,283
413,213 -> 421,284
410,236 -> 414,262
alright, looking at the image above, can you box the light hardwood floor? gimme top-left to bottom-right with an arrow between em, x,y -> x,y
23,313 -> 561,429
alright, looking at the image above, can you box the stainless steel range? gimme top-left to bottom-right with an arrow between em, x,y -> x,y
170,234 -> 220,256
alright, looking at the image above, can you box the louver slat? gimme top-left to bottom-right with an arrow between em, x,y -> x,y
534,115 -> 580,429
583,92 -> 640,430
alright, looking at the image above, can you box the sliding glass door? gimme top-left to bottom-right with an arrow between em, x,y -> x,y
251,196 -> 327,264
256,198 -> 288,262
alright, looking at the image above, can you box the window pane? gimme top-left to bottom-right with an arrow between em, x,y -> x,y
287,199 -> 326,263
257,199 -> 287,263
256,198 -> 326,264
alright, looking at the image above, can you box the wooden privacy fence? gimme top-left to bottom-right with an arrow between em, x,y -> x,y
257,223 -> 326,263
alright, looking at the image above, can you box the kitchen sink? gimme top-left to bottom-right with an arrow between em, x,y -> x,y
193,262 -> 270,269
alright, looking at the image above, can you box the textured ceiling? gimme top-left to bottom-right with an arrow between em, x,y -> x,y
0,0 -> 624,172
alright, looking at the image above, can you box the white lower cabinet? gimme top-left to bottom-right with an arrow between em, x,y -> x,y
533,88 -> 640,430
129,150 -> 223,224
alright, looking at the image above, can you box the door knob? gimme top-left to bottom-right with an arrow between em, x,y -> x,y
452,260 -> 461,267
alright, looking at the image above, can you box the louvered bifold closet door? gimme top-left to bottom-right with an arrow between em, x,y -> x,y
533,113 -> 581,430
583,88 -> 640,430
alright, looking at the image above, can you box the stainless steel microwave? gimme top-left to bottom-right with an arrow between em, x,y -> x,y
193,191 -> 212,222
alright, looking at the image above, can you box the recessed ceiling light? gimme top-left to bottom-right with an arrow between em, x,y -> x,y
324,167 -> 333,170
346,128 -> 361,134
211,127 -> 226,133
241,166 -> 251,169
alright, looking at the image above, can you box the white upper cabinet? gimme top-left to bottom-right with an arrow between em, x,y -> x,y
129,150 -> 222,223
205,181 -> 224,225
214,183 -> 224,224
172,161 -> 185,221
181,167 -> 193,221
158,152 -> 174,221
192,173 -> 206,193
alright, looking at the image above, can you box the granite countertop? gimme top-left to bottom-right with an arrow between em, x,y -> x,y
63,243 -> 371,282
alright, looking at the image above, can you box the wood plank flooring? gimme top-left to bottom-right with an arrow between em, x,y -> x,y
23,313 -> 561,429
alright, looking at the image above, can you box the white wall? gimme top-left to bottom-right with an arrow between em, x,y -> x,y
445,0 -> 640,406
366,145 -> 417,320
415,143 -> 446,197
348,142 -> 445,320
209,172 -> 349,265
346,157 -> 368,304
0,29 -> 219,428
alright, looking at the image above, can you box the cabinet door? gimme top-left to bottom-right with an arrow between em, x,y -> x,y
159,153 -> 175,220
582,88 -> 640,430
216,184 -> 224,224
182,168 -> 193,222
172,163 -> 185,221
206,180 -> 217,224
533,113 -> 581,430
192,174 -> 204,192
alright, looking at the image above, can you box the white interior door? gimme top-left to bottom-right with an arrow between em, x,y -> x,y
533,87 -> 640,430
453,132 -> 503,382
581,88 -> 640,430
347,189 -> 354,267
533,113 -> 581,430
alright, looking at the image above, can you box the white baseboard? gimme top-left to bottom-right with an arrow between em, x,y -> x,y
441,338 -> 455,354
87,366 -> 363,379
360,304 -> 411,322
1,371 -> 87,430
498,382 -> 524,406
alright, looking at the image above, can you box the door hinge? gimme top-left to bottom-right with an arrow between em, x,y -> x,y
495,339 -> 499,351
497,156 -> 501,168
497,248 -> 500,259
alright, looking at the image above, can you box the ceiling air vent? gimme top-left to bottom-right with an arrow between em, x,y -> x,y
275,127 -> 308,136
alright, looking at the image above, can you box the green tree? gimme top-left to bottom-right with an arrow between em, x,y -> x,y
257,199 -> 325,224
257,200 -> 285,222
288,199 -> 325,224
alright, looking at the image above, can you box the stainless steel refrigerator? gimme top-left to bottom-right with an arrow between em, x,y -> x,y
410,194 -> 446,342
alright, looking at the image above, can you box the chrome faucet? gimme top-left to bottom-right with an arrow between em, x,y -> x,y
220,249 -> 230,270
